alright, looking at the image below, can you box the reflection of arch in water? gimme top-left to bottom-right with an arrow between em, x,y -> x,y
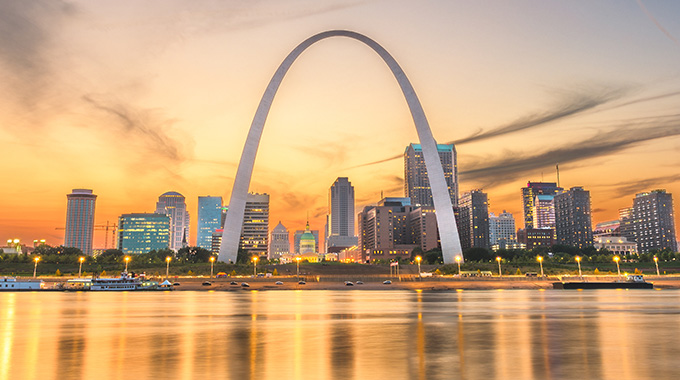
218,30 -> 462,264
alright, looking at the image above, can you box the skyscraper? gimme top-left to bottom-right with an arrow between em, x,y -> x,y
326,177 -> 358,251
489,211 -> 516,247
268,221 -> 290,259
404,143 -> 458,207
240,193 -> 269,255
521,182 -> 562,229
64,189 -> 97,256
458,190 -> 490,250
155,191 -> 190,251
554,186 -> 593,249
117,213 -> 170,254
197,196 -> 223,250
631,190 -> 677,253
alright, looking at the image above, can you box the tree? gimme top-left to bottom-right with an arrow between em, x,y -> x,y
272,268 -> 279,276
464,247 -> 492,262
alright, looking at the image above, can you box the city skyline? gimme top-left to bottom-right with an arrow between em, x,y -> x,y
2,1 -> 680,247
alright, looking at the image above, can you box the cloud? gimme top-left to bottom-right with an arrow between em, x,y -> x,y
599,173 -> 680,198
346,87 -> 632,170
450,87 -> 630,145
460,120 -> 680,188
636,0 -> 680,47
82,94 -> 192,164
0,0 -> 76,112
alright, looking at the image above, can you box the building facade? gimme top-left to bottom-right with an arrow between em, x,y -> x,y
117,213 -> 170,255
240,193 -> 269,255
593,236 -> 638,256
197,196 -> 222,250
521,182 -> 562,229
357,197 -> 439,262
326,177 -> 359,250
404,143 -> 458,207
489,211 -> 516,247
554,186 -> 593,249
631,190 -> 677,253
155,191 -> 190,251
457,190 -> 490,250
64,189 -> 97,256
268,221 -> 290,259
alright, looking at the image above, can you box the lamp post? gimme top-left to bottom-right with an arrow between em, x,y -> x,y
124,256 -> 130,273
165,256 -> 171,280
613,256 -> 621,277
416,256 -> 422,279
78,257 -> 85,278
455,255 -> 462,276
575,256 -> 582,278
537,256 -> 544,278
296,256 -> 301,281
496,256 -> 502,277
252,256 -> 258,276
654,256 -> 660,276
210,256 -> 215,278
33,257 -> 40,278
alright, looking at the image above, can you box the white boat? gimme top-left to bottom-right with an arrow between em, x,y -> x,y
90,272 -> 141,291
0,277 -> 44,290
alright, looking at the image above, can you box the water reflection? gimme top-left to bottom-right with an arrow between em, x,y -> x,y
1,289 -> 680,380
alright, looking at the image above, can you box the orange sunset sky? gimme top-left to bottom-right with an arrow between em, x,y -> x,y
1,0 -> 679,248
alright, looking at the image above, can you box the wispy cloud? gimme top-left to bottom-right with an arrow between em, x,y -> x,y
598,173 -> 680,198
460,120 -> 680,187
83,95 -> 191,164
0,0 -> 77,116
636,0 -> 680,47
450,87 -> 630,145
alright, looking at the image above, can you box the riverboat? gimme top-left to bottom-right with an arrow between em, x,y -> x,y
90,272 -> 142,291
553,274 -> 653,290
0,277 -> 44,290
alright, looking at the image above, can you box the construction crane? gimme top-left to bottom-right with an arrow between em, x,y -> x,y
55,221 -> 118,249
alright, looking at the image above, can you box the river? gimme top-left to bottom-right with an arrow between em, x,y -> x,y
2,289 -> 679,380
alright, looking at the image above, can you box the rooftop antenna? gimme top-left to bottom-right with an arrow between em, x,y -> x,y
556,163 -> 560,188
381,190 -> 384,200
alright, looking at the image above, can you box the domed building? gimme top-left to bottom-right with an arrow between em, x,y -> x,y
299,221 -> 316,254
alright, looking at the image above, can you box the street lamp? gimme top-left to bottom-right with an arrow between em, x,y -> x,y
78,257 -> 85,278
575,256 -> 582,278
455,255 -> 462,276
496,257 -> 502,277
210,256 -> 216,278
296,256 -> 301,281
416,256 -> 422,279
537,256 -> 544,278
165,256 -> 171,280
33,257 -> 40,278
613,256 -> 621,277
654,256 -> 660,276
252,256 -> 259,276
124,256 -> 131,273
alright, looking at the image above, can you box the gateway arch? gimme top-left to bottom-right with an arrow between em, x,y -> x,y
218,30 -> 463,264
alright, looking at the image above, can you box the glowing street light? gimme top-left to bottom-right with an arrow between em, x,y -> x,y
575,256 -> 582,278
654,256 -> 660,276
415,256 -> 422,279
210,256 -> 216,278
455,255 -> 462,276
78,257 -> 85,278
165,256 -> 172,280
537,256 -> 544,278
252,256 -> 259,276
33,257 -> 40,278
496,257 -> 502,277
124,256 -> 131,272
296,256 -> 301,281
613,256 -> 621,277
